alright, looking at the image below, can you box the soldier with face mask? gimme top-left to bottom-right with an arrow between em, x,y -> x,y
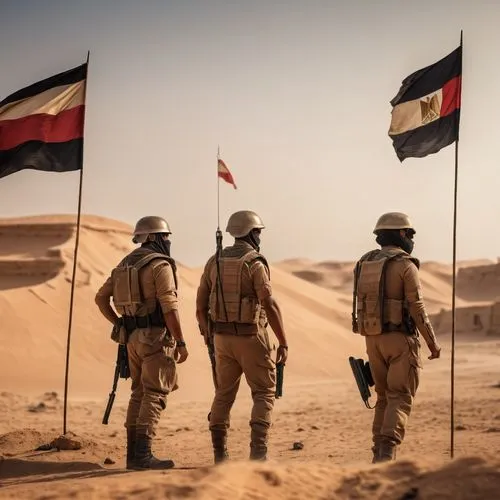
352,212 -> 441,463
95,216 -> 188,470
196,210 -> 288,464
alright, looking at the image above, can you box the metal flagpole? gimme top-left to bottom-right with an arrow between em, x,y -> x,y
450,29 -> 463,459
63,50 -> 90,434
217,145 -> 221,229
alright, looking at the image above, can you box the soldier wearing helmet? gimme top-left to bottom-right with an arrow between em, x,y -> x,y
95,216 -> 188,470
196,210 -> 288,464
352,212 -> 441,463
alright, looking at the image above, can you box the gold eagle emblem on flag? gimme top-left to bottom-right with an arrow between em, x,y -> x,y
420,93 -> 441,125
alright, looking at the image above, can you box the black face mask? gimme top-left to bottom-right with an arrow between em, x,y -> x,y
376,229 -> 414,254
143,233 -> 171,256
401,236 -> 414,255
238,230 -> 261,251
249,230 -> 261,251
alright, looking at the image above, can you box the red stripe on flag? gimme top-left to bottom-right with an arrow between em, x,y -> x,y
440,76 -> 461,118
218,170 -> 237,188
0,105 -> 85,150
218,158 -> 237,189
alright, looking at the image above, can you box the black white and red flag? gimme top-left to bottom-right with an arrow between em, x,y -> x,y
0,63 -> 87,179
389,47 -> 462,161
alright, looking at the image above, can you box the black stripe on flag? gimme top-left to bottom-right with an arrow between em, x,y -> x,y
390,109 -> 460,162
0,139 -> 83,179
391,47 -> 462,106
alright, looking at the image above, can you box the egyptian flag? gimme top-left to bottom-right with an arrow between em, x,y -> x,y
0,63 -> 87,179
389,46 -> 462,162
217,158 -> 237,189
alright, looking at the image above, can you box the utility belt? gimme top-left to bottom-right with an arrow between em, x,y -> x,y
122,311 -> 165,333
214,321 -> 259,336
381,322 -> 416,336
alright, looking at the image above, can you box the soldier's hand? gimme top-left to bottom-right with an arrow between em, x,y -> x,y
276,345 -> 288,365
175,345 -> 189,364
428,344 -> 441,360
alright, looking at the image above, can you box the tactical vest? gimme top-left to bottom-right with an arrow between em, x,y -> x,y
352,248 -> 419,336
111,248 -> 177,318
208,245 -> 269,329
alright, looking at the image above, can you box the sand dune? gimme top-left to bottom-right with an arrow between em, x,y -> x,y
0,215 -> 366,401
1,214 -> 499,498
1,213 -> 497,398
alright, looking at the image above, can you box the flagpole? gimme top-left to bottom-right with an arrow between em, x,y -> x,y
62,50 -> 90,434
217,145 -> 221,230
450,30 -> 463,460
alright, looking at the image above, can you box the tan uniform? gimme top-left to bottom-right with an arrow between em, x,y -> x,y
95,247 -> 179,438
196,240 -> 276,453
354,245 -> 438,449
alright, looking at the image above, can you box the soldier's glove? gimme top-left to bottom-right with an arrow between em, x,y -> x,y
276,345 -> 288,365
428,343 -> 441,360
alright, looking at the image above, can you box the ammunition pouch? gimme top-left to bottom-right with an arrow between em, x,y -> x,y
122,308 -> 165,333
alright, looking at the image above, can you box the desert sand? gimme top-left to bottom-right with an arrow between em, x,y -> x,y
0,215 -> 499,499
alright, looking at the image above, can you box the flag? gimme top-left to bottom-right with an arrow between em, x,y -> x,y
217,158 -> 237,189
0,63 -> 88,179
388,46 -> 462,161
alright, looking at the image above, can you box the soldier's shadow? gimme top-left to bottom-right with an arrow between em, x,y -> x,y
0,457 -> 129,486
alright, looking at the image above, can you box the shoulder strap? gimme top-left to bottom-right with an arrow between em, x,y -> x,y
244,251 -> 270,278
377,247 -> 419,267
130,251 -> 178,290
407,256 -> 420,269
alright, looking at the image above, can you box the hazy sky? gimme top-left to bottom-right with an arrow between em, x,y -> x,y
0,0 -> 498,267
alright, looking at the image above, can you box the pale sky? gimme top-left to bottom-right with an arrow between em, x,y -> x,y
0,0 -> 498,267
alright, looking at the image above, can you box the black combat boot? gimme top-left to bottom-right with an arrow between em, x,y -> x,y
211,429 -> 229,465
131,433 -> 175,470
126,427 -> 137,469
249,425 -> 268,461
249,446 -> 267,461
375,440 -> 397,463
371,439 -> 383,464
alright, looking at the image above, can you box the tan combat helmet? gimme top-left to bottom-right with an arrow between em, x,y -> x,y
373,212 -> 415,234
226,210 -> 265,238
132,216 -> 171,243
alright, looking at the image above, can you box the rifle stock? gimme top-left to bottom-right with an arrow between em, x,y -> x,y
348,356 -> 374,409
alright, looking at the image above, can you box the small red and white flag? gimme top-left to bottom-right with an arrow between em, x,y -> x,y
217,158 -> 237,189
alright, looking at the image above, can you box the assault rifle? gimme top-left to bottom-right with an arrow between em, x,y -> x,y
348,356 -> 374,409
102,338 -> 130,425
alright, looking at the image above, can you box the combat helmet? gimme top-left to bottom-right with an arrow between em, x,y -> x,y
226,210 -> 265,238
132,216 -> 171,244
373,212 -> 415,234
